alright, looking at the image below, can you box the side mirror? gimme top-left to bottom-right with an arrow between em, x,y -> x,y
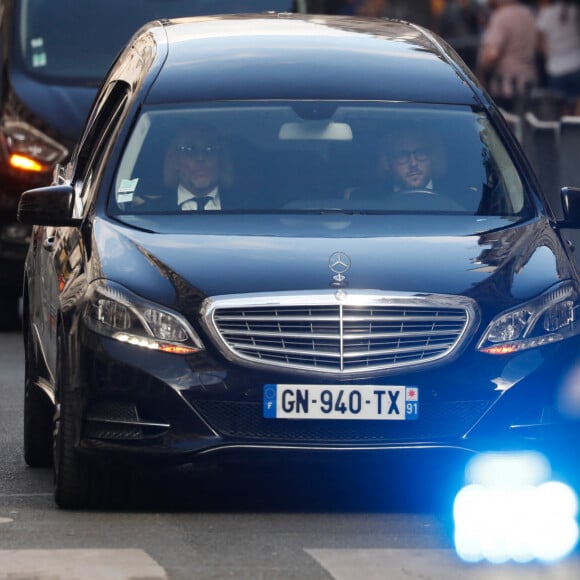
560,187 -> 580,225
17,185 -> 80,227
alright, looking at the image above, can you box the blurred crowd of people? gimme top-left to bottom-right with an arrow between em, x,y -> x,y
475,0 -> 580,116
302,1 -> 580,117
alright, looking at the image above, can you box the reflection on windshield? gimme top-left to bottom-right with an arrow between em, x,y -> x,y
18,0 -> 297,82
110,102 -> 533,222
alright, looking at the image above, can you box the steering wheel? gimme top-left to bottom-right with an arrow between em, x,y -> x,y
398,188 -> 439,196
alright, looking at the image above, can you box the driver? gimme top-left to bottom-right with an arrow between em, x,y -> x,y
379,126 -> 435,192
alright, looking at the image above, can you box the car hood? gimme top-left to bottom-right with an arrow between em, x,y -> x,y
94,214 -> 572,314
10,71 -> 96,142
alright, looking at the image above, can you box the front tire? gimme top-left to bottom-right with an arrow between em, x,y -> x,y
23,316 -> 53,467
53,332 -> 133,509
23,365 -> 53,467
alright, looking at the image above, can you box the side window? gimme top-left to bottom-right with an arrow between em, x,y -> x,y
72,81 -> 130,211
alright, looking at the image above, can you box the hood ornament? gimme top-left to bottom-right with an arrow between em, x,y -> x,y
328,251 -> 351,287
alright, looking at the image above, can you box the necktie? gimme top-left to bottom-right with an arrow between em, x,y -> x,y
180,196 -> 213,211
195,196 -> 213,211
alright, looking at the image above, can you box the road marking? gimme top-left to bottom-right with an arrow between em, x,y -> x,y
0,549 -> 167,580
306,548 -> 580,579
0,517 -> 12,524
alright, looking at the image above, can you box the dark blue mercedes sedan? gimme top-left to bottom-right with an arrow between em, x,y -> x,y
17,13 -> 580,508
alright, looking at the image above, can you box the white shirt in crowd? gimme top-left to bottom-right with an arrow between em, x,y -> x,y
537,3 -> 580,77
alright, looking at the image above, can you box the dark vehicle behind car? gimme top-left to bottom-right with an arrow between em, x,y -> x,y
0,0 -> 300,328
18,13 -> 580,509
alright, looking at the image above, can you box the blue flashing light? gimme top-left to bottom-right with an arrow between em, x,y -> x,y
454,452 -> 579,564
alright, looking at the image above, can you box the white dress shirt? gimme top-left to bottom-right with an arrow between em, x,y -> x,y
394,179 -> 434,192
177,185 -> 221,210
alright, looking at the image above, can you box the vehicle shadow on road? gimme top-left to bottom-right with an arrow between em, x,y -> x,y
128,454 -> 466,517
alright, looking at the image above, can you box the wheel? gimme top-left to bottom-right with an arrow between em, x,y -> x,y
23,330 -> 53,467
53,332 -> 133,509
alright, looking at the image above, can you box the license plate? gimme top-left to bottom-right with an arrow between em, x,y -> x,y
263,384 -> 418,420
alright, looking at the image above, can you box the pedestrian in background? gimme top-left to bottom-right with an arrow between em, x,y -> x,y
476,0 -> 538,111
537,0 -> 580,115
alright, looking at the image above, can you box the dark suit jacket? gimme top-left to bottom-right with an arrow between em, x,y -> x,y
132,185 -> 254,212
348,179 -> 475,213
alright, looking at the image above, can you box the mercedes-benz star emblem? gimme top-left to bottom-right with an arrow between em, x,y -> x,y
328,251 -> 351,286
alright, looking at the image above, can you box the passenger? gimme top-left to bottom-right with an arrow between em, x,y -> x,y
168,122 -> 231,211
131,121 -> 233,211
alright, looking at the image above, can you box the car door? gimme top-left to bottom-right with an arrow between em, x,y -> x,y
33,81 -> 133,383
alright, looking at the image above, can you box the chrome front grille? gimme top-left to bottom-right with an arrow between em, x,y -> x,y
203,291 -> 478,375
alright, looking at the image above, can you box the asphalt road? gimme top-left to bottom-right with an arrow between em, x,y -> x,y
1,330 -> 580,579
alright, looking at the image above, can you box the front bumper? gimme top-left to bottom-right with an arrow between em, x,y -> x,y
72,330 -> 580,467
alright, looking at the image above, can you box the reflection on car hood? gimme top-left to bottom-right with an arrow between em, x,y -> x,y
95,215 -> 570,312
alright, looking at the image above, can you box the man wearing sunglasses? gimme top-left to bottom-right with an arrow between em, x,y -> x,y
172,122 -> 229,211
130,121 -> 233,211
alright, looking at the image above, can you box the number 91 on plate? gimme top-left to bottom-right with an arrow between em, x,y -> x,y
263,384 -> 418,420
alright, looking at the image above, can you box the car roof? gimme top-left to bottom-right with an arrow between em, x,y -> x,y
143,14 -> 481,106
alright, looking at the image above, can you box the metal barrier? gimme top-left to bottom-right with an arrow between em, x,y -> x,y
500,105 -> 580,220
559,116 -> 580,191
521,112 -> 561,219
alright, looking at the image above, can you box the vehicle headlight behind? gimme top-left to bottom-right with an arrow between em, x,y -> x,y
477,282 -> 580,354
3,120 -> 68,173
85,281 -> 204,355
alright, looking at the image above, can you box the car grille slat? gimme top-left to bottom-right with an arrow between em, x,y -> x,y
225,329 -> 341,340
231,342 -> 343,359
206,293 -> 475,374
229,341 -> 451,359
222,328 -> 461,341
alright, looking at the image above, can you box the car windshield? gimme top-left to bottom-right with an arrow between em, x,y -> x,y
110,102 -> 533,222
16,0 -> 297,83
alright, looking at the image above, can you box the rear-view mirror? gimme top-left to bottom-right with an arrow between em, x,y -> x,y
279,121 -> 352,141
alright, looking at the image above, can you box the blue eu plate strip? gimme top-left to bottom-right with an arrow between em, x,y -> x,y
263,384 -> 277,418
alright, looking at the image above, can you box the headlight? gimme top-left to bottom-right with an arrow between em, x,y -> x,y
477,282 -> 580,354
85,281 -> 204,355
3,120 -> 68,173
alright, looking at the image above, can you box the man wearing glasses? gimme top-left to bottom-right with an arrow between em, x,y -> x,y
379,126 -> 435,193
347,124 -> 439,204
